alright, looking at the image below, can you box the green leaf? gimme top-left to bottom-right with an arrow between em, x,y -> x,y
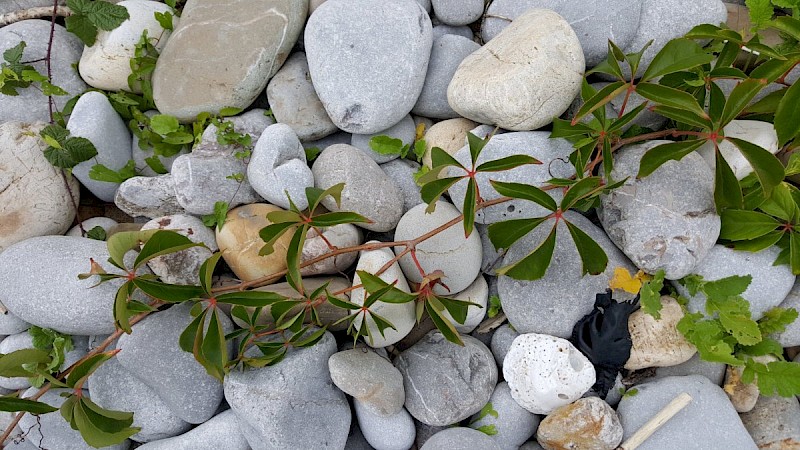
219,107 -> 243,117
640,270 -> 665,319
496,224 -> 557,280
309,211 -> 371,227
107,229 -> 157,269
304,146 -> 321,162
71,398 -> 139,448
0,396 -> 57,414
420,176 -> 462,209
133,230 -> 201,269
65,13 -> 98,46
758,307 -> 799,335
3,41 -> 25,66
425,298 -> 463,346
463,178 -> 477,238
676,314 -> 743,365
489,180 -> 557,211
743,359 -> 800,397
0,349 -> 50,378
66,352 -> 114,389
791,232 -> 800,275
41,81 -> 68,96
560,176 -> 603,211
769,16 -> 800,41
709,296 -> 761,346
86,226 -> 107,241
487,217 -> 548,250
437,295 -> 475,325
430,146 -> 465,171
637,139 -> 706,179
200,308 -> 227,381
703,275 -> 752,299
413,139 -> 426,162
356,271 -> 417,304
202,201 -> 229,232
564,220 -> 607,276
640,38 -> 715,82
179,307 -> 205,354
285,227 -> 305,294
715,150 -> 744,211
369,135 -> 406,156
154,11 -> 173,30
572,81 -> 627,124
746,0 -> 775,31
720,209 -> 781,240
635,83 -> 707,118
132,278 -> 204,303
199,252 -> 221,295
728,231 -> 784,252
739,338 -> 785,357
727,137 -> 784,197
719,79 -> 768,126
774,79 -> 800,146
467,131 -> 490,166
475,154 -> 541,172
307,183 -> 346,212
88,160 -> 137,183
215,290 -> 288,307
114,281 -> 135,333
487,295 -> 502,318
149,114 -> 180,135
258,222 -> 297,256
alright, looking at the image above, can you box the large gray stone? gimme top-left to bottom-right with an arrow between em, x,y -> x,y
432,24 -> 473,41
328,348 -> 405,416
116,303 -> 230,424
448,9 -> 583,131
413,34 -> 480,119
351,114 -> 416,163
0,20 -> 86,124
68,91 -> 133,202
0,122 -> 79,253
247,123 -> 314,210
311,144 -> 404,232
673,245 -> 795,320
0,236 -> 139,335
136,410 -> 250,450
469,382 -> 540,450
448,131 -> 575,224
599,140 -> 720,280
481,0 -> 641,68
224,331 -> 351,450
498,212 -> 636,338
114,174 -> 186,219
305,0 -> 433,133
775,278 -> 800,347
152,0 -> 307,121
266,52 -> 338,141
740,395 -> 800,448
354,400 -> 416,450
421,427 -> 501,450
395,331 -> 498,426
616,375 -> 757,450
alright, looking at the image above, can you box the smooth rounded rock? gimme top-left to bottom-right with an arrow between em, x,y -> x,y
448,9 -> 583,131
599,140 -> 720,280
300,224 -> 362,276
115,174 -> 186,219
651,353 -> 726,386
413,34 -> 481,119
395,331 -> 498,426
421,427 -> 501,450
305,0 -> 433,133
490,324 -> 519,369
503,333 -> 596,415
0,122 -> 79,253
536,397 -> 623,450
625,297 -> 696,370
152,0 -> 307,121
140,215 -> 216,285
0,306 -> 30,336
740,394 -> 800,449
380,158 -> 425,213
422,117 -> 476,168
431,0 -> 482,26
440,275 -> 488,333
66,217 -> 118,238
136,410 -> 249,450
355,401 -> 416,450
351,115 -> 416,163
394,202 -> 482,295
328,348 -> 405,416
469,381 -> 540,450
697,120 -> 779,180
248,123 -> 314,210
312,144 -> 404,232
432,24 -> 473,40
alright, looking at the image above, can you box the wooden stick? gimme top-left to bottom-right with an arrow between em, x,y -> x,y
0,6 -> 72,27
618,392 -> 692,450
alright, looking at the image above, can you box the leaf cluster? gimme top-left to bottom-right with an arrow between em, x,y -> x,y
0,42 -> 68,97
65,0 -> 130,47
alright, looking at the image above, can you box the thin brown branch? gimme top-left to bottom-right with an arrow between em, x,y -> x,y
0,6 -> 72,27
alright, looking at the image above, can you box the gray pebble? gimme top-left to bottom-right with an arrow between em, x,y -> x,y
351,115 -> 416,164
380,158 -> 425,213
413,34 -> 481,119
115,174 -> 186,219
248,123 -> 314,210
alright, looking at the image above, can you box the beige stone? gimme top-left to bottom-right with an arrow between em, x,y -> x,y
724,355 -> 777,413
422,118 -> 476,169
0,122 -> 78,253
216,203 -> 291,282
537,397 -> 623,450
625,296 -> 696,370
300,223 -> 362,276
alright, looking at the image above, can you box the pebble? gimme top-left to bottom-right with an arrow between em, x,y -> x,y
305,0 -> 433,133
351,114 -> 416,163
153,0 -> 307,121
216,203 -> 291,282
536,397 -> 623,450
625,297 -> 696,370
0,20 -> 86,124
616,375 -> 757,450
66,217 -> 118,238
740,394 -> 800,448
498,212 -> 637,338
697,120 -> 780,180
422,117 -> 477,168
674,245 -> 795,320
432,24 -> 473,41
503,333 -> 596,415
490,324 -> 519,369
394,201 -> 483,295
431,0 -> 482,26
775,278 -> 800,347
328,348 -> 405,416
302,130 -> 352,153
447,131 -> 575,224
380,158 -> 425,212
413,34 -> 481,119
300,224 -> 362,276
224,331 -> 351,449
140,215 -> 216,285
599,140 -> 720,280
395,331 -> 498,426
469,381 -> 540,450
136,410 -> 250,450
651,353 -> 726,386
115,174 -> 187,219
350,245 -> 416,348
67,91 -> 133,202
247,123 -> 314,210
448,9 -> 583,131
79,0 -> 174,91
724,364 -> 761,413
354,400 -> 416,450
421,427 -> 501,450
0,122 -> 78,253
0,307 -> 30,336
440,275 -> 488,333
266,52 -> 338,141
312,144 -> 405,232
481,0 -> 641,68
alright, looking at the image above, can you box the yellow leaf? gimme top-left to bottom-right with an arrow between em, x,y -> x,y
609,267 -> 650,294
415,122 -> 426,141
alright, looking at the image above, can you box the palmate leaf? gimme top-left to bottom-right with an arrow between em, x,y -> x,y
475,154 -> 541,172
719,209 -> 781,240
258,222 -> 297,256
285,226 -> 306,294
560,176 -> 603,211
487,217 -> 548,250
637,139 -> 707,179
467,131 -> 491,165
309,211 -> 371,227
635,83 -> 708,118
431,146 -> 465,171
356,271 -> 417,304
572,81 -> 627,124
490,181 -> 557,211
200,308 -> 227,381
727,137 -> 784,197
550,118 -> 595,139
719,79 -> 768,127
640,38 -> 714,82
496,224 -> 557,280
421,177 -> 462,211
215,290 -> 288,307
306,183 -> 345,212
131,278 -> 204,303
463,178 -> 477,238
113,281 -> 136,333
199,252 -> 222,294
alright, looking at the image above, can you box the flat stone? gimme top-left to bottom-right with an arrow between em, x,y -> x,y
312,144 -> 405,232
140,215 -> 216,285
395,331 -> 498,426
224,331 -> 351,450
481,1 -> 641,67
448,9 -> 583,131
498,212 -> 637,338
305,0 -> 433,133
422,117 -> 477,168
0,236 -> 141,335
80,0 -> 174,91
673,245 -> 795,320
351,115 -> 416,163
469,381 -> 540,450
354,400 -> 416,450
448,131 -> 575,224
329,348 -> 405,416
248,123 -> 314,210
0,0 -> 64,14
300,224 -> 362,276
266,52 -> 338,141
68,91 -> 133,202
537,397 -> 623,450
413,35 -> 480,119
697,120 -> 779,180
0,122 -> 78,253
503,333 -> 595,415
599,140 -> 720,280
381,158 -> 425,213
421,427 -> 501,450
431,0 -> 482,26
626,297 -> 696,370
152,0 -> 307,121
0,20 -> 86,124
115,175 -> 186,219
136,410 -> 250,450
616,375 -> 757,450
741,395 -> 800,448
